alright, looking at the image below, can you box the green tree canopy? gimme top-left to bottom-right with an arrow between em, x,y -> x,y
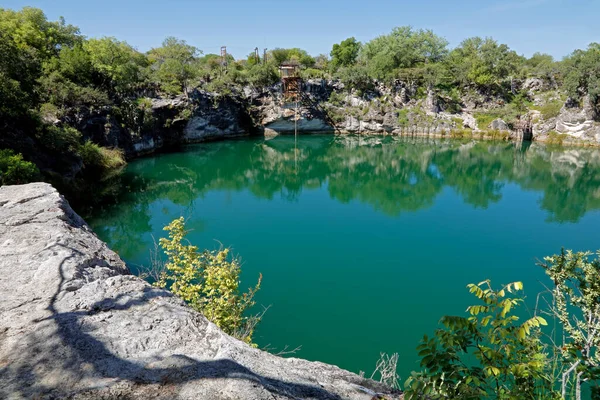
330,37 -> 361,70
562,43 -> 600,106
0,7 -> 80,60
148,37 -> 200,95
269,48 -> 315,68
360,26 -> 449,81
0,7 -> 82,119
446,37 -> 524,90
83,37 -> 148,94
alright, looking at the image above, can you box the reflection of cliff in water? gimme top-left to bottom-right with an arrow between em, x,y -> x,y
91,136 -> 600,253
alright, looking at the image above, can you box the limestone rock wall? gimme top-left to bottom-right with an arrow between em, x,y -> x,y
0,183 -> 398,400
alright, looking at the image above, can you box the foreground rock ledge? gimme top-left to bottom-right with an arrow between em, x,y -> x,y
0,183 -> 399,399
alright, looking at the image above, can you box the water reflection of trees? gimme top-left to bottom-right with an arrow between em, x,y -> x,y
89,136 -> 600,244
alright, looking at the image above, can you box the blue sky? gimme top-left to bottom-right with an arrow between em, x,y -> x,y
3,0 -> 599,60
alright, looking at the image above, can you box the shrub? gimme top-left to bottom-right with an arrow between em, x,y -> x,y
541,249 -> 600,398
336,64 -> 373,96
474,112 -> 498,130
404,280 -> 555,399
451,117 -> 464,127
546,131 -> 569,145
79,141 -> 126,174
301,68 -> 326,79
37,125 -> 81,153
398,109 -> 410,128
0,149 -> 40,185
246,65 -> 279,88
450,129 -> 472,139
157,217 -> 263,343
536,100 -> 563,120
327,91 -> 345,107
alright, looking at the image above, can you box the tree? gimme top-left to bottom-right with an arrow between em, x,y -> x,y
524,52 -> 558,81
0,7 -> 82,120
562,43 -> 600,111
314,54 -> 330,70
446,37 -> 524,92
336,64 -> 373,95
39,44 -> 110,109
148,37 -> 200,95
246,51 -> 261,67
0,7 -> 81,60
330,37 -> 361,70
84,37 -> 148,95
360,26 -> 448,81
269,48 -> 315,68
246,64 -> 279,87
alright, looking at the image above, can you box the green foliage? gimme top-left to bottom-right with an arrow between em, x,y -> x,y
562,43 -> 600,106
245,51 -> 261,67
37,125 -> 82,153
314,54 -> 330,70
474,102 -> 525,130
83,37 -> 148,95
0,149 -> 40,185
157,217 -> 263,343
337,64 -> 373,95
474,113 -> 499,130
405,280 -> 555,399
541,249 -> 600,397
78,141 -> 126,174
0,7 -> 81,119
0,7 -> 80,60
330,37 -> 361,71
398,108 -> 410,128
545,131 -> 569,145
524,52 -> 559,82
269,48 -> 315,68
39,70 -> 110,109
327,91 -> 345,107
301,68 -> 326,79
360,26 -> 449,81
148,37 -> 200,95
534,100 -> 563,120
450,129 -> 473,139
447,37 -> 524,92
246,64 -> 279,87
196,53 -> 223,79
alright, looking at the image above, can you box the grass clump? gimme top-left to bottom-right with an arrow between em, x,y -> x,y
451,117 -> 464,128
79,141 -> 126,174
474,112 -> 500,130
545,131 -> 569,145
450,129 -> 473,139
532,100 -> 563,120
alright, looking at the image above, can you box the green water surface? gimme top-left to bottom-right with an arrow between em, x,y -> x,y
87,135 -> 600,379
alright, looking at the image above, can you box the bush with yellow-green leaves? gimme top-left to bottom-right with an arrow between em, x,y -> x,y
156,217 -> 262,344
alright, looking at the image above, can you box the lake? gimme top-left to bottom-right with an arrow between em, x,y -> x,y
87,134 -> 600,380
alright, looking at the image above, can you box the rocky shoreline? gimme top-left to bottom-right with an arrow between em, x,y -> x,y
0,182 -> 400,399
48,79 -> 598,162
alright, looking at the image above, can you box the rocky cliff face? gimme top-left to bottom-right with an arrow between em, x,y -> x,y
0,183 -> 398,400
249,80 -> 600,144
62,80 -> 600,156
67,90 -> 259,158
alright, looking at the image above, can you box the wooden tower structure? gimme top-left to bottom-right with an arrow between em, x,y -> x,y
279,61 -> 302,103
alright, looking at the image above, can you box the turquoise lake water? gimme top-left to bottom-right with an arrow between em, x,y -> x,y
87,135 -> 600,380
